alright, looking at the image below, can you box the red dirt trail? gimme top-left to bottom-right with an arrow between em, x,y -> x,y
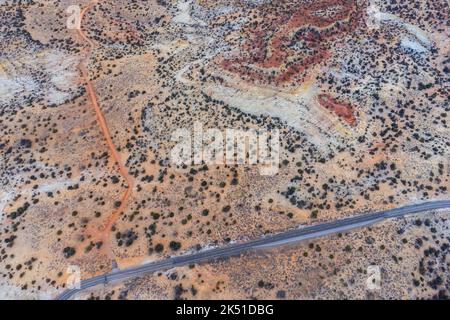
76,0 -> 134,256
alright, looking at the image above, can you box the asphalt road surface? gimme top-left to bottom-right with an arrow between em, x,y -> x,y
57,199 -> 450,300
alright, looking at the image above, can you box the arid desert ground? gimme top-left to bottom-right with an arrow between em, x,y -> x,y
0,0 -> 449,299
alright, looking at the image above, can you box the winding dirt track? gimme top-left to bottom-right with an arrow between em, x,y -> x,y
77,0 -> 134,254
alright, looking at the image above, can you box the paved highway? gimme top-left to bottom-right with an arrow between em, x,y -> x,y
57,200 -> 450,300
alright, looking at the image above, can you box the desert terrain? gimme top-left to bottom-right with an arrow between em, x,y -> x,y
0,0 -> 448,299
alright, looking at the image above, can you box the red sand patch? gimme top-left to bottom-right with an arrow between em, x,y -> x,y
317,94 -> 357,126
